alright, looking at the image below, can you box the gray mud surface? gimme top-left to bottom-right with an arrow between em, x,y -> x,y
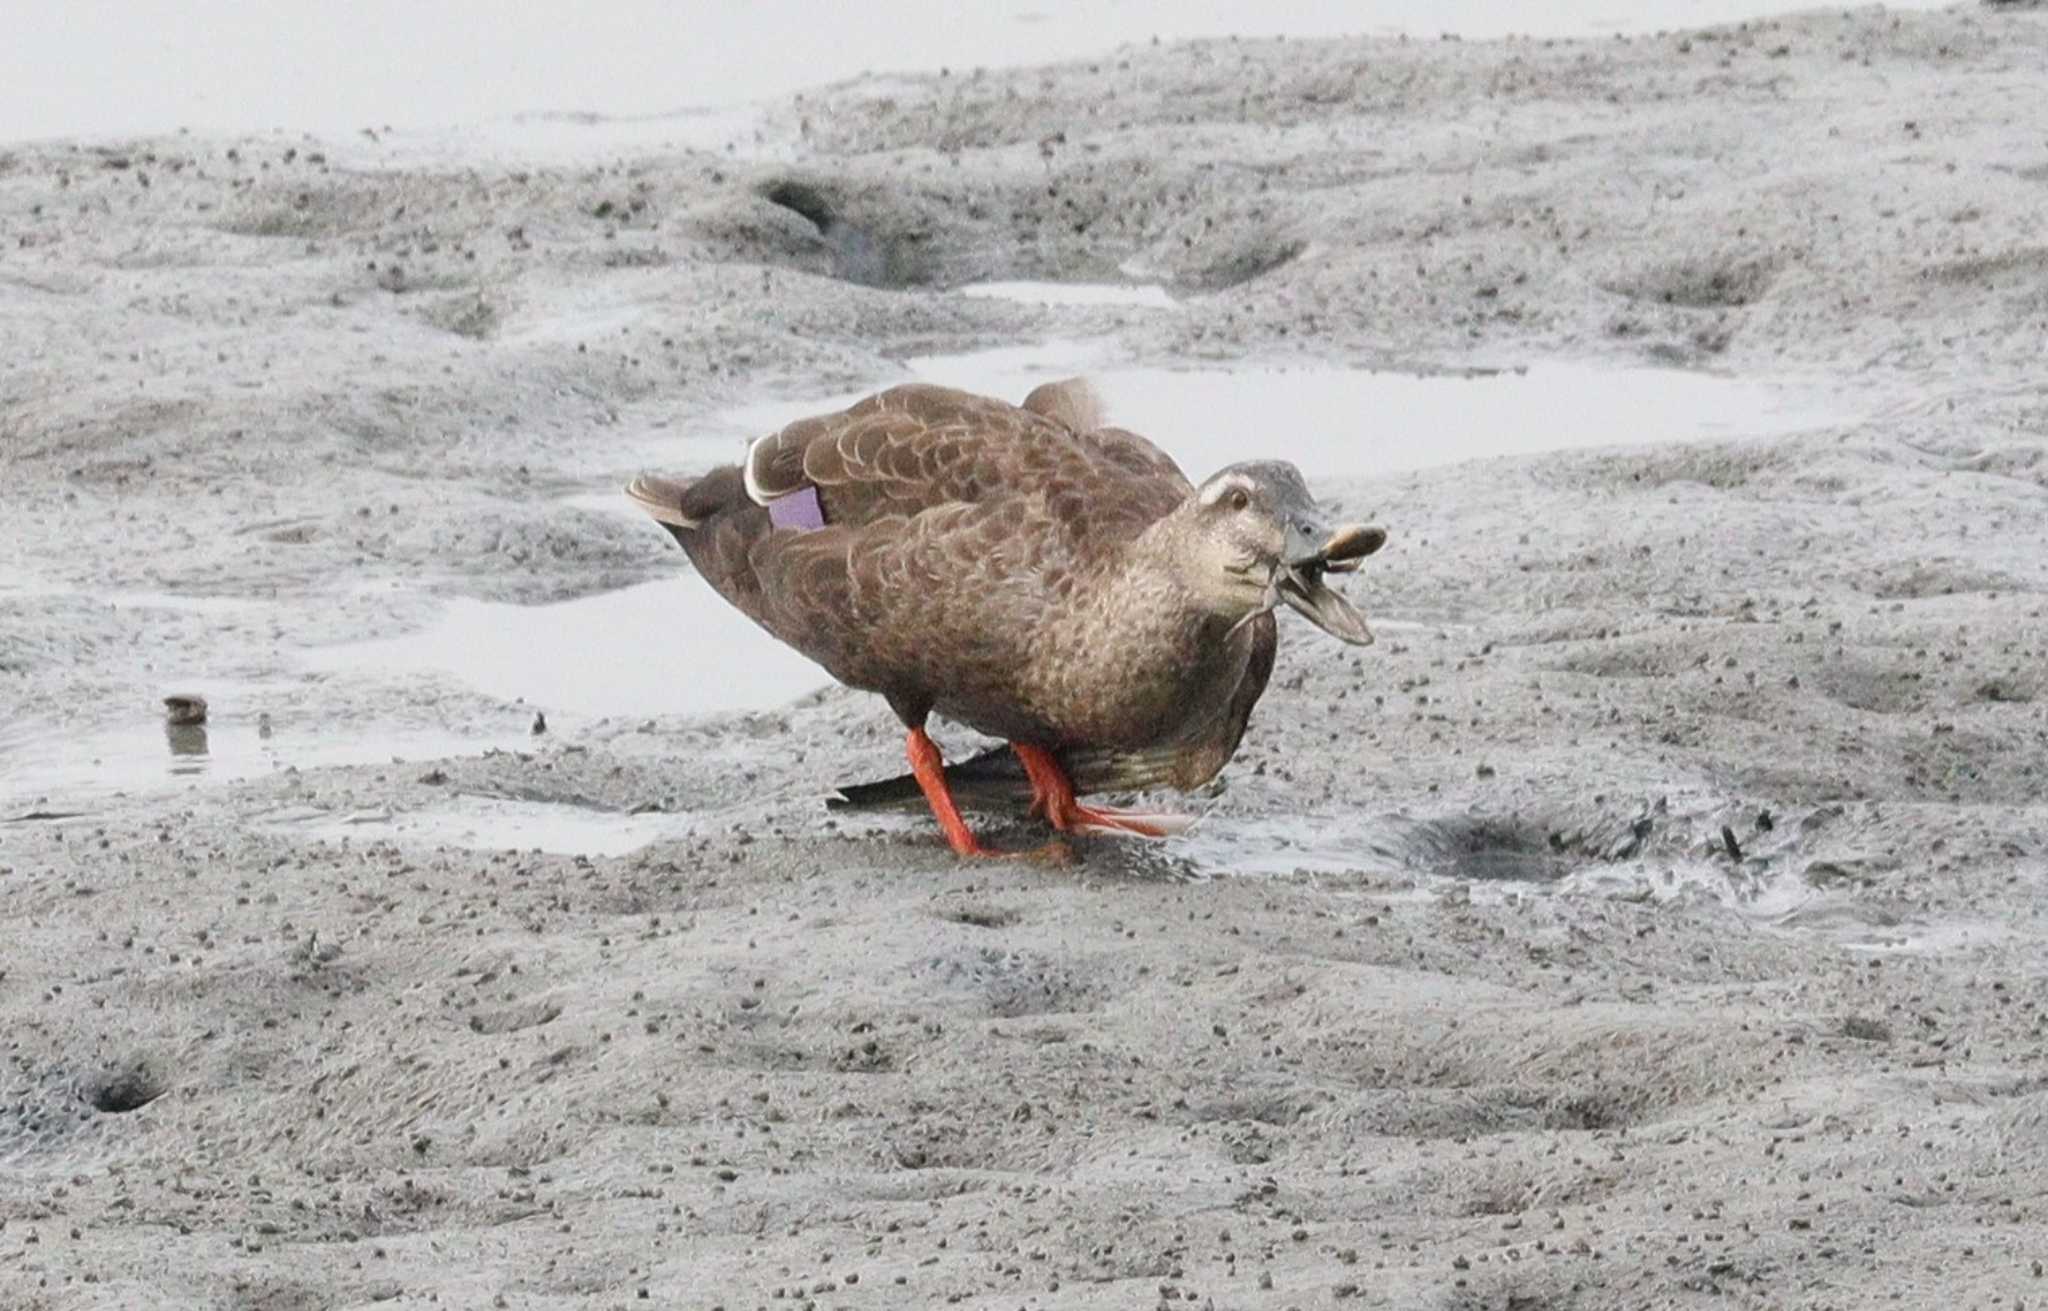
5,7 -> 2048,1307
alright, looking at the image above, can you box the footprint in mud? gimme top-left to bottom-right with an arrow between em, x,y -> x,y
1603,252 -> 1781,309
1176,227 -> 1306,291
758,179 -> 935,288
0,1056 -> 167,1168
902,945 -> 1108,1018
83,1059 -> 169,1114
467,997 -> 567,1036
932,903 -> 1025,930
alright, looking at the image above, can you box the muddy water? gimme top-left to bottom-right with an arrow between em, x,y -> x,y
717,342 -> 1856,482
0,710 -> 522,806
0,581 -> 518,806
302,572 -> 827,721
254,795 -> 696,857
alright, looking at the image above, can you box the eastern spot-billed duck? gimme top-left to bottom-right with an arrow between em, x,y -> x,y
627,378 -> 1384,857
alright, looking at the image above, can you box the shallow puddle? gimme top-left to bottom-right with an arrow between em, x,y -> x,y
1172,813 -> 1411,880
927,348 -> 1851,481
259,796 -> 695,856
0,705 -> 522,805
957,281 -> 1177,310
1162,800 -> 1887,929
704,344 -> 1855,486
301,572 -> 830,721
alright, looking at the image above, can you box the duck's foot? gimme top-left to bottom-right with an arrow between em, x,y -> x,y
906,726 -> 1002,858
1011,743 -> 1194,841
1064,808 -> 1199,839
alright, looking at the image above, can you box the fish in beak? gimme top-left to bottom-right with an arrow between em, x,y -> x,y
1276,511 -> 1386,646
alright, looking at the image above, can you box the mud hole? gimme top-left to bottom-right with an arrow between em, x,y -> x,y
82,1061 -> 167,1115
758,177 -> 943,288
1603,252 -> 1783,310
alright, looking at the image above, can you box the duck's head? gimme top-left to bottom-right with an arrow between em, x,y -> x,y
1173,461 -> 1386,645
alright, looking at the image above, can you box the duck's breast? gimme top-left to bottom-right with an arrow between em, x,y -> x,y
982,578 -> 1251,750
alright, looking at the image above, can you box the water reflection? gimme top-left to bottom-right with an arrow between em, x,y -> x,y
164,721 -> 210,773
302,573 -> 830,720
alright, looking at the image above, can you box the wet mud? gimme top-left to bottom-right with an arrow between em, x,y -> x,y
4,7 -> 2048,1307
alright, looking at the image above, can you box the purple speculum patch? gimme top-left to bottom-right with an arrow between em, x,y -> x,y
767,485 -> 826,532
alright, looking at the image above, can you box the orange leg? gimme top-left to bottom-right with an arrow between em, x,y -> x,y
1011,743 -> 1183,839
906,727 -> 998,858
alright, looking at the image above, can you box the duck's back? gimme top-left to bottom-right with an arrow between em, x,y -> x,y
746,382 -> 1188,530
673,382 -> 1194,733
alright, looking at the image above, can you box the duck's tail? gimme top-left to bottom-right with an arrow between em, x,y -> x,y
627,466 -> 780,629
827,743 -> 1194,812
627,470 -> 751,536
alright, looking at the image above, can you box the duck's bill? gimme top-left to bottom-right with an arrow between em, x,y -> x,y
1272,515 -> 1384,643
1277,564 -> 1374,646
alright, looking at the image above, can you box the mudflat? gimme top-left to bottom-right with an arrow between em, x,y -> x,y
3,7 -> 2047,1307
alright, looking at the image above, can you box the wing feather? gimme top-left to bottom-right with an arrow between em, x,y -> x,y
744,382 -> 1189,531
724,380 -> 1200,712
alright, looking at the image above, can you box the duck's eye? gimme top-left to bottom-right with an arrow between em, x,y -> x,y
1225,488 -> 1250,512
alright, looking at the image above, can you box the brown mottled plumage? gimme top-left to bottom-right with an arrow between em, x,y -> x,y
627,379 -> 1384,856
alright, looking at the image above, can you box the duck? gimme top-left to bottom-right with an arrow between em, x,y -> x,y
626,378 -> 1384,857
